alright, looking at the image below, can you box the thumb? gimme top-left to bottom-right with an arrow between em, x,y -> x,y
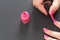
49,0 -> 60,15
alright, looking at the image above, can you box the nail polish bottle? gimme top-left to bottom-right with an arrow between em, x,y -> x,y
20,11 -> 30,24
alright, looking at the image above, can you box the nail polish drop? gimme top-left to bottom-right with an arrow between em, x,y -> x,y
20,11 -> 30,24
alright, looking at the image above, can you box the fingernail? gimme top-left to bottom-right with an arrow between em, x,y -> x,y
49,10 -> 54,15
44,35 -> 48,39
43,28 -> 48,32
53,20 -> 57,24
50,15 -> 55,21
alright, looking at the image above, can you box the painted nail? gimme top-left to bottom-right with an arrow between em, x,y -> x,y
53,19 -> 56,23
50,15 -> 55,21
20,11 -> 30,24
44,35 -> 48,39
43,28 -> 48,32
49,10 -> 54,15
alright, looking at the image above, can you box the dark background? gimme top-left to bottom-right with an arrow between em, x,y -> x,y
0,0 -> 60,40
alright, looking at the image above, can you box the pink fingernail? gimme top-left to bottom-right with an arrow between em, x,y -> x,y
50,15 -> 55,21
49,10 -> 54,15
44,35 -> 48,39
53,20 -> 57,24
43,28 -> 48,32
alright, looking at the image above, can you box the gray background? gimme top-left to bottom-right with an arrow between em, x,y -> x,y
0,0 -> 60,40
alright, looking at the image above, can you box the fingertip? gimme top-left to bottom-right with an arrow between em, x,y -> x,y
49,9 -> 54,15
53,20 -> 60,28
37,5 -> 48,16
43,12 -> 48,16
43,28 -> 48,32
49,0 -> 59,15
49,5 -> 55,15
44,35 -> 48,39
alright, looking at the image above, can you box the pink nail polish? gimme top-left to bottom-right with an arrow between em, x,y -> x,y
44,35 -> 48,39
20,11 -> 30,24
53,20 -> 57,24
43,28 -> 48,32
49,10 -> 54,15
50,15 -> 55,21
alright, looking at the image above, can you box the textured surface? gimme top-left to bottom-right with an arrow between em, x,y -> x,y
0,0 -> 60,40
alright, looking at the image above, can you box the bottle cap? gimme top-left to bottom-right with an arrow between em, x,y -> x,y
20,11 -> 30,24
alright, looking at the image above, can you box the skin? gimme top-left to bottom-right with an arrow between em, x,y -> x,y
33,0 -> 48,15
43,1 -> 60,40
33,0 -> 60,40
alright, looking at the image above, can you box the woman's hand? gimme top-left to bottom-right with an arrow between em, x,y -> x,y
43,28 -> 60,40
43,0 -> 60,39
33,0 -> 48,16
33,0 -> 60,40
49,0 -> 60,29
33,0 -> 60,16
